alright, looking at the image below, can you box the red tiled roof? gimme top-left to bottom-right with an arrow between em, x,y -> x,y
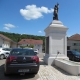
0,34 -> 12,41
68,34 -> 80,41
0,34 -> 17,44
18,39 -> 43,45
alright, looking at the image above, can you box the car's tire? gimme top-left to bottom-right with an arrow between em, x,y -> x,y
0,54 -> 5,60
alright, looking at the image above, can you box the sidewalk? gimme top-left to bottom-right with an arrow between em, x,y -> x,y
37,58 -> 80,80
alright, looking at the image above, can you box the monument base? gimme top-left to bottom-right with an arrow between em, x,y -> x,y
44,54 -> 68,65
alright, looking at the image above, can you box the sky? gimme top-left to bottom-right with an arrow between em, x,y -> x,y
0,0 -> 80,36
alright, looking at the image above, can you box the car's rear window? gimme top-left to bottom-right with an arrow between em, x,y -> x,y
10,49 -> 36,56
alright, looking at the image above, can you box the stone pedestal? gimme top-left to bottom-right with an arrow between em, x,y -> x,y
44,20 -> 68,65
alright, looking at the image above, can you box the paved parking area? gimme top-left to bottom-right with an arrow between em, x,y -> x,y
38,59 -> 80,80
0,57 -> 80,80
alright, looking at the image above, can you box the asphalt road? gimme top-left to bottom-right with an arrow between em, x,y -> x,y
0,53 -> 44,80
37,53 -> 45,58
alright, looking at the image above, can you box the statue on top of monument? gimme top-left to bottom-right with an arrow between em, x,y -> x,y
53,3 -> 59,20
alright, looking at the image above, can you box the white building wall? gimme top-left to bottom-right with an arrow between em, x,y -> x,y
0,38 -> 10,48
0,38 -> 17,48
18,43 -> 42,53
2,41 -> 10,48
67,40 -> 80,52
34,44 -> 42,53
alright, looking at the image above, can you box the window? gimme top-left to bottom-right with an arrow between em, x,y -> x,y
26,44 -> 28,46
73,43 -> 80,46
72,43 -> 79,46
2,48 -> 6,51
10,49 -> 36,56
2,48 -> 12,51
73,43 -> 77,46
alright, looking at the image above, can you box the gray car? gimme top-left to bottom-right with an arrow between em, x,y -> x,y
4,48 -> 40,76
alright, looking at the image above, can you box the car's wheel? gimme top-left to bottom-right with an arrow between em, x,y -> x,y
0,54 -> 5,60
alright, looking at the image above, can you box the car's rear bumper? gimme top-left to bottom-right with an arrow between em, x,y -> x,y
5,63 -> 39,74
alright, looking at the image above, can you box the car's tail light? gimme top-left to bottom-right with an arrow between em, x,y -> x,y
31,56 -> 39,63
6,56 -> 17,63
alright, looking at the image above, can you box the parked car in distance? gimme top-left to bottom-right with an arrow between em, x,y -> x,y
0,48 -> 12,59
4,48 -> 39,76
34,49 -> 39,54
67,50 -> 80,61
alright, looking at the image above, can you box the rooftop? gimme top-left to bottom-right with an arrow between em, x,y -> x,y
18,39 -> 43,45
68,34 -> 80,41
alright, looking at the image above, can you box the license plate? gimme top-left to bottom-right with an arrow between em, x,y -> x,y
18,69 -> 29,72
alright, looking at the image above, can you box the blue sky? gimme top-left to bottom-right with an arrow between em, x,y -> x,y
0,0 -> 80,36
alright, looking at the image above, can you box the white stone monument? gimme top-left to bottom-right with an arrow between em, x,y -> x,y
44,20 -> 68,65
43,3 -> 80,76
44,3 -> 69,65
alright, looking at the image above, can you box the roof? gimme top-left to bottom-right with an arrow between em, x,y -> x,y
18,39 -> 43,45
0,34 -> 17,43
12,48 -> 33,50
0,34 -> 12,41
68,34 -> 80,41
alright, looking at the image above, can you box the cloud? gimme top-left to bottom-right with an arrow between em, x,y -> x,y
20,4 -> 54,20
38,30 -> 42,33
4,23 -> 16,30
4,27 -> 10,30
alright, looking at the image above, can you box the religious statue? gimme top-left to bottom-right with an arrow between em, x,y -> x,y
53,3 -> 59,20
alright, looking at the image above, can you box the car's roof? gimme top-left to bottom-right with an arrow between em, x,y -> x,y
67,50 -> 74,51
12,48 -> 34,50
67,50 -> 80,53
0,47 -> 12,49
